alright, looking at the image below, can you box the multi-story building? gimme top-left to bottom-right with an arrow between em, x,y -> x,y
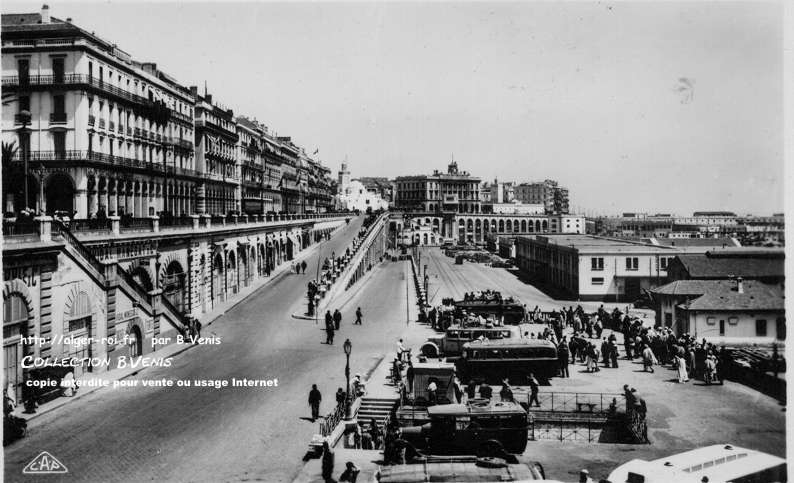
261,131 -> 284,213
2,7 -> 199,218
1,7 -> 336,220
515,234 -> 679,301
236,116 -> 266,215
277,137 -> 301,213
193,89 -> 238,215
394,160 -> 481,214
514,180 -> 569,214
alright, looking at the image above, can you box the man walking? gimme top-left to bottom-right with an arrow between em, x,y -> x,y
326,318 -> 335,345
309,384 -> 322,422
355,307 -> 363,325
333,309 -> 342,330
557,339 -> 570,378
301,260 -> 307,274
528,373 -> 541,407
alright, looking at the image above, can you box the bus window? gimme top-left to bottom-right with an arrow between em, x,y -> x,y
460,331 -> 471,339
472,331 -> 483,339
489,350 -> 502,359
448,330 -> 459,338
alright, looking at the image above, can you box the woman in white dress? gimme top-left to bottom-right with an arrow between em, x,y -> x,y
676,355 -> 689,383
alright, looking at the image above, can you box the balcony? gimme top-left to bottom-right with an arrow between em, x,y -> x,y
2,74 -> 189,123
88,115 -> 96,127
98,119 -> 106,129
109,121 -> 116,131
134,127 -> 141,137
127,127 -> 133,136
14,113 -> 30,125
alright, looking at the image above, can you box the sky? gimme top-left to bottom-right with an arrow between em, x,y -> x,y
3,1 -> 784,216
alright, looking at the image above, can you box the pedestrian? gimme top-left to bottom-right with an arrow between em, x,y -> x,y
479,383 -> 493,400
406,361 -> 414,392
336,387 -> 346,407
675,354 -> 689,382
427,380 -> 438,405
528,373 -> 540,407
301,260 -> 307,274
339,461 -> 360,483
325,319 -> 335,345
499,379 -> 514,402
578,469 -> 594,483
325,310 -> 333,328
355,307 -> 363,325
642,344 -> 656,373
321,441 -> 336,483
557,340 -> 570,378
333,309 -> 342,330
309,384 -> 322,422
194,319 -> 202,340
291,261 -> 296,274
610,340 -> 619,369
397,339 -> 407,362
452,376 -> 463,403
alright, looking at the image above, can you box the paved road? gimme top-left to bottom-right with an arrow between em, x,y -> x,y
420,246 -> 635,313
4,216 -> 417,483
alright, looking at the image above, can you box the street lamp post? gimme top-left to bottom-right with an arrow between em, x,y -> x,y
343,338 -> 352,420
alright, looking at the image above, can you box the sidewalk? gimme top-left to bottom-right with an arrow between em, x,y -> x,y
17,221 -> 347,427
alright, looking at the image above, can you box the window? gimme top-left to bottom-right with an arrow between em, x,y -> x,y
660,257 -> 669,270
52,57 -> 65,83
53,95 -> 65,114
591,277 -> 604,285
756,319 -> 767,337
591,257 -> 604,271
626,257 -> 639,270
53,131 -> 66,156
17,58 -> 30,84
18,95 -> 30,113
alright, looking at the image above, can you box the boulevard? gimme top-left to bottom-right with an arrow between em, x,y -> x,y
3,217 -> 415,483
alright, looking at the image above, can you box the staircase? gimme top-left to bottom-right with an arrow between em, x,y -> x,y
357,396 -> 398,429
52,220 -> 189,334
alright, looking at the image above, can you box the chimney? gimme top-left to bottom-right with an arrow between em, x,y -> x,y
66,17 -> 72,23
41,4 -> 50,23
205,94 -> 213,104
737,277 -> 744,294
189,86 -> 198,97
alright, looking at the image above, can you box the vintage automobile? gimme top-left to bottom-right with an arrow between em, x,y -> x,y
453,299 -> 526,325
399,399 -> 530,456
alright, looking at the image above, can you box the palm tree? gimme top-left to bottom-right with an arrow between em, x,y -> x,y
2,140 -> 18,165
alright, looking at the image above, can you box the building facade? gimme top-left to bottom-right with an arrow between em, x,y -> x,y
394,161 -> 481,214
1,7 -> 335,220
2,8 -> 199,219
514,180 -> 569,215
515,234 -> 679,301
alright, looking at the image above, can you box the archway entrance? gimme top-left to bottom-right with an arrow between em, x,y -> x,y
163,261 -> 186,313
45,173 -> 75,215
128,325 -> 143,358
212,253 -> 224,305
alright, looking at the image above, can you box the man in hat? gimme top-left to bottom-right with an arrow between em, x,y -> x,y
578,469 -> 594,483
308,384 -> 322,422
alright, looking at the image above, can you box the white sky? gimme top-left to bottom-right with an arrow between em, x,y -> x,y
3,1 -> 784,215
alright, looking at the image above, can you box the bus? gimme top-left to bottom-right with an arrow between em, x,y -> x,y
457,339 -> 558,384
454,299 -> 526,325
400,400 -> 530,456
421,324 -> 516,358
606,444 -> 786,483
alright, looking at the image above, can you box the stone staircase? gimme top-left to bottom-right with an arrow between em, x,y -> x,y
356,396 -> 398,429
